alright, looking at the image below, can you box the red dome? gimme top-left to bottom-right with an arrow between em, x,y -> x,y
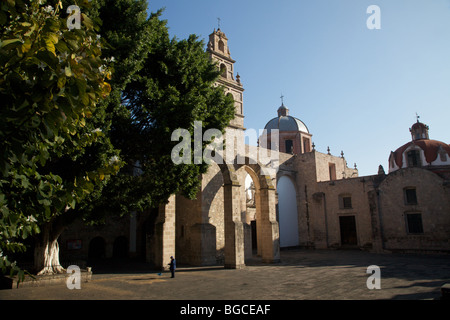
392,139 -> 450,168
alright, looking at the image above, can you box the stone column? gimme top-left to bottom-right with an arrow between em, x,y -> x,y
153,194 -> 176,270
223,182 -> 245,269
259,186 -> 281,263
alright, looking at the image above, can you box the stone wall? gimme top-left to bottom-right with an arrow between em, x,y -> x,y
60,214 -> 130,263
311,176 -> 377,249
378,167 -> 450,252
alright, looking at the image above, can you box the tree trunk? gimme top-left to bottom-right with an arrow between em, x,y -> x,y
34,221 -> 66,275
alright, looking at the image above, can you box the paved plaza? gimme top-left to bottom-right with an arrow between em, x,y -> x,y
1,249 -> 449,300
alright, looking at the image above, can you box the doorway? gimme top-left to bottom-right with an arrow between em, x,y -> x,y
339,216 -> 357,246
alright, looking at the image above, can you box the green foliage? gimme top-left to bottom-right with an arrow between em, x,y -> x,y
0,0 -> 235,280
0,0 -> 120,279
92,10 -> 236,216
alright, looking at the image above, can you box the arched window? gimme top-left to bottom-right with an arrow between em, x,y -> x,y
220,64 -> 227,78
303,137 -> 311,153
407,150 -> 421,167
218,40 -> 225,52
438,146 -> 448,162
285,140 -> 293,154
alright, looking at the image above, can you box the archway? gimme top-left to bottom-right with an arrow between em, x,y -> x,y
196,159 -> 280,268
220,63 -> 227,78
236,160 -> 280,264
277,175 -> 299,247
244,170 -> 259,260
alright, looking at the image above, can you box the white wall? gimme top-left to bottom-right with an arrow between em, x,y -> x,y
277,176 -> 299,247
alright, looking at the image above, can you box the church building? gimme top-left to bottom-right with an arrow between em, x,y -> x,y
59,29 -> 450,271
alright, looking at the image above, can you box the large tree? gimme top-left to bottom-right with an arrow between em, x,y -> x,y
29,0 -> 159,274
89,12 -> 236,217
1,0 -> 235,279
0,0 -> 118,277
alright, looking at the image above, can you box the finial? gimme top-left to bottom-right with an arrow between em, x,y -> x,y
280,93 -> 284,106
327,146 -> 331,155
312,142 -> 315,151
341,151 -> 344,158
217,17 -> 221,30
416,112 -> 420,123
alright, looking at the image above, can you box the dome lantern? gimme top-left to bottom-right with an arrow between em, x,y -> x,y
260,98 -> 312,155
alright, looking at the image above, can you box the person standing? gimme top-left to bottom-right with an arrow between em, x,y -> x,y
168,256 -> 176,278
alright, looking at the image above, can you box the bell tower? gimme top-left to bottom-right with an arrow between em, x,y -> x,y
207,28 -> 245,130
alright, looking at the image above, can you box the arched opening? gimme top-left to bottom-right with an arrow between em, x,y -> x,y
218,40 -> 225,52
217,161 -> 280,268
88,236 -> 106,260
219,63 -> 227,78
242,166 -> 263,262
277,175 -> 299,248
245,173 -> 257,252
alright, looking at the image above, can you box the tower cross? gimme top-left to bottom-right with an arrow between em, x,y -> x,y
280,93 -> 284,105
217,17 -> 221,29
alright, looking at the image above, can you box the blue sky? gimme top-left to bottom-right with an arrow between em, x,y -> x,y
146,0 -> 450,176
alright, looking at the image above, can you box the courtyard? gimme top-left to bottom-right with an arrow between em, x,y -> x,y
1,249 -> 449,300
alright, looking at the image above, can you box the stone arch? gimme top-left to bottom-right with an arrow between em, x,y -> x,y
276,171 -> 296,189
215,156 -> 280,267
243,165 -> 262,259
238,157 -> 280,263
218,163 -> 238,185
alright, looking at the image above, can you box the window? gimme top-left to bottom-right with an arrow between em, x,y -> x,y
407,150 -> 421,167
285,140 -> 293,154
390,155 -> 396,169
303,137 -> 311,153
404,187 -> 418,205
406,213 -> 424,234
339,195 -> 352,209
219,64 -> 227,78
329,163 -> 336,181
342,197 -> 352,209
218,40 -> 225,52
438,147 -> 448,162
